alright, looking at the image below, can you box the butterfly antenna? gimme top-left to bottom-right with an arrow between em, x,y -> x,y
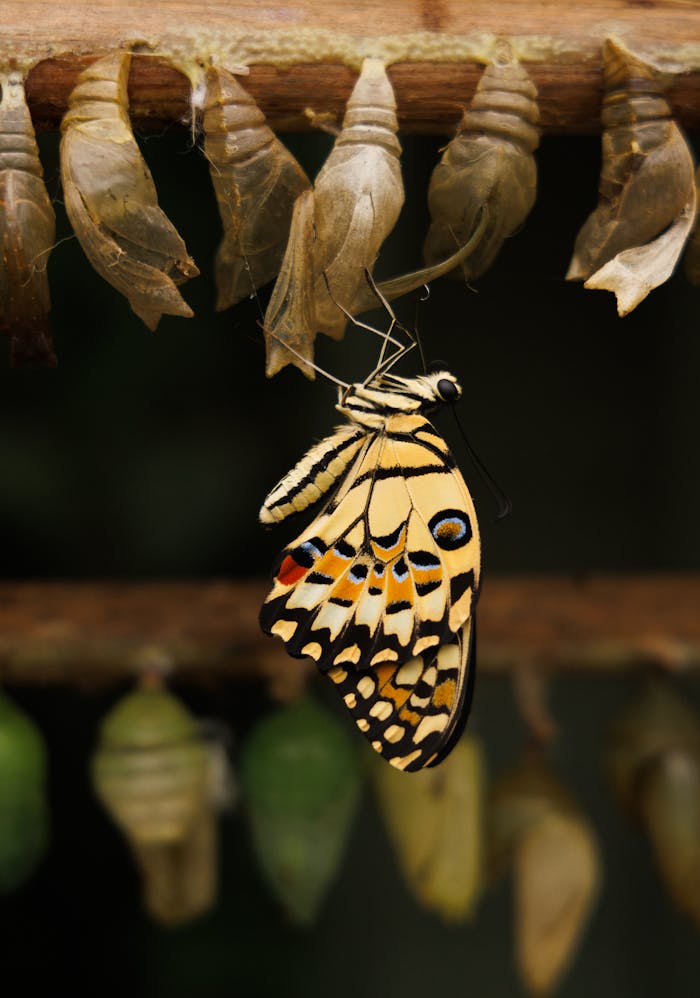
411,285 -> 429,374
258,321 -> 350,390
451,408 -> 512,521
321,272 -> 403,353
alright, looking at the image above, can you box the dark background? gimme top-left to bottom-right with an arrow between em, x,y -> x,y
1,121 -> 699,997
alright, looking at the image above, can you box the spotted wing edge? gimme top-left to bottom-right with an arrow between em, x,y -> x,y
326,614 -> 476,772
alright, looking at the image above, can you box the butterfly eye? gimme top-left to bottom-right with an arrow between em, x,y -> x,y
436,378 -> 460,403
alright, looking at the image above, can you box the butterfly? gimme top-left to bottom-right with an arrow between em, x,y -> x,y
259,317 -> 481,772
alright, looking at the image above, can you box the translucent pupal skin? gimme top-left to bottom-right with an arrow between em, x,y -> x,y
203,67 -> 310,311
423,49 -> 540,281
567,38 -> 696,282
0,71 -> 56,366
60,51 -> 199,330
312,57 -> 404,338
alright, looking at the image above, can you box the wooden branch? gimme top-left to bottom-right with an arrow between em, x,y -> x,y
1,577 -> 699,690
3,1 -> 700,133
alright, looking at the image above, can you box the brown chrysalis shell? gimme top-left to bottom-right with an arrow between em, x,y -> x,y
490,753 -> 601,997
683,166 -> 700,285
0,71 -> 56,366
567,38 -> 697,315
60,51 -> 199,330
607,682 -> 700,930
264,57 -> 404,377
202,67 -> 310,311
423,44 -> 540,281
311,57 -> 404,338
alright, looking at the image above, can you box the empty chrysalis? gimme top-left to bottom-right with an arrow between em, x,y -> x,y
264,57 -> 404,376
567,38 -> 697,316
311,57 -> 404,338
0,70 -> 56,366
423,42 -> 540,282
203,67 -> 310,311
61,51 -> 199,330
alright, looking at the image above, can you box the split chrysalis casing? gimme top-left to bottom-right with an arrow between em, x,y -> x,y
0,71 -> 56,366
311,57 -> 404,339
567,38 -> 697,315
264,58 -> 404,377
203,66 -> 310,311
61,51 -> 199,330
423,45 -> 540,281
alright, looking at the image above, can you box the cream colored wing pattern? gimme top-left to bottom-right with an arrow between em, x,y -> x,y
260,413 -> 481,674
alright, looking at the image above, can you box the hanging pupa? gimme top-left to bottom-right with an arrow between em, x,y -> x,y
607,680 -> 700,929
264,57 -> 403,375
61,51 -> 199,330
567,38 -> 696,316
202,66 -> 310,311
423,42 -> 540,282
0,689 -> 49,893
683,166 -> 700,284
0,69 -> 56,366
489,753 -> 601,997
240,698 -> 360,925
371,734 -> 485,921
91,677 -> 219,925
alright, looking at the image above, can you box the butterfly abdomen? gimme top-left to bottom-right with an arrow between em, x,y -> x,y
260,424 -> 367,525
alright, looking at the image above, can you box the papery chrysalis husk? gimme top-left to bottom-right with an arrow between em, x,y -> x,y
516,811 -> 600,997
607,682 -> 700,927
567,38 -> 696,314
0,689 -> 49,893
311,57 -> 404,338
203,67 -> 310,311
607,681 -> 700,813
92,684 -> 209,845
423,46 -> 539,281
684,167 -> 700,284
371,735 -> 485,922
641,750 -> 700,929
132,800 -> 218,926
264,187 -> 316,378
61,51 -> 198,330
0,71 -> 56,366
241,699 -> 360,925
490,754 -> 600,998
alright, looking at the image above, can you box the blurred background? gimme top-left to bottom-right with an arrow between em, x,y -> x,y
1,123 -> 699,997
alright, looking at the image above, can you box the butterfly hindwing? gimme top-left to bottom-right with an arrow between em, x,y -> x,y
327,617 -> 475,771
260,412 -> 480,672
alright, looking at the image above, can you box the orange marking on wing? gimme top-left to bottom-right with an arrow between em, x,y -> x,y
378,680 -> 413,709
331,574 -> 364,603
370,525 -> 406,562
313,551 -> 352,583
398,707 -> 421,726
413,568 -> 441,586
433,679 -> 456,710
276,554 -> 309,586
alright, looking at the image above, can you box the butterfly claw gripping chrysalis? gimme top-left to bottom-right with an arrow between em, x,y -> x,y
423,42 -> 540,282
202,67 -> 310,311
264,58 -> 404,377
0,70 -> 57,366
60,51 -> 199,330
567,38 -> 697,316
260,370 -> 481,771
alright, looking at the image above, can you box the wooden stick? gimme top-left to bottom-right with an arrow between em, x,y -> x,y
1,576 -> 699,688
4,1 -> 700,133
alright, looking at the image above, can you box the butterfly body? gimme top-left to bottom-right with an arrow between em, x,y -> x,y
260,370 -> 481,771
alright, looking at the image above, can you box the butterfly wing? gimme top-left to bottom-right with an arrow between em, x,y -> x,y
260,412 -> 480,672
327,616 -> 475,771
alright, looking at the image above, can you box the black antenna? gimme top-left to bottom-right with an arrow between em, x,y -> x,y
451,408 -> 512,521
